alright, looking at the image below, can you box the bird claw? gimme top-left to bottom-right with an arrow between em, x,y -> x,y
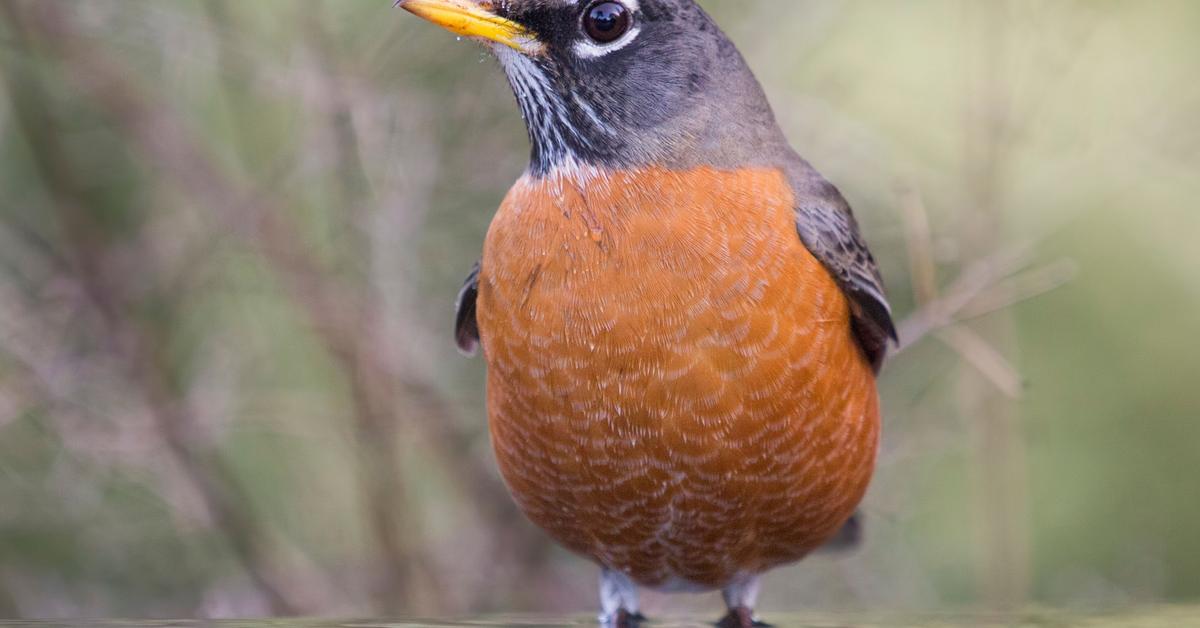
716,607 -> 771,628
601,609 -> 647,628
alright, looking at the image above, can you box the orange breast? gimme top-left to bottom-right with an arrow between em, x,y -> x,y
476,166 -> 879,590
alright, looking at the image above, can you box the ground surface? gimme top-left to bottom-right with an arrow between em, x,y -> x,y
3,608 -> 1200,628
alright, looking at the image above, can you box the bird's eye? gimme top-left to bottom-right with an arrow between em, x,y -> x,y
582,1 -> 631,44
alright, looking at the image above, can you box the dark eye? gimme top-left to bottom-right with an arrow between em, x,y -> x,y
583,2 -> 631,44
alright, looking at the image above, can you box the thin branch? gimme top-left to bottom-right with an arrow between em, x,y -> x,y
892,242 -> 1075,363
890,178 -> 1071,395
959,259 -> 1079,321
899,184 -> 939,307
893,243 -> 1032,354
936,325 -> 1024,398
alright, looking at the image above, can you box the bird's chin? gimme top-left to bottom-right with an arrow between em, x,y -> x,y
482,35 -> 542,57
490,41 -> 522,66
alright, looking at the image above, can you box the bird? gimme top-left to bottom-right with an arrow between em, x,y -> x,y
398,1 -> 895,626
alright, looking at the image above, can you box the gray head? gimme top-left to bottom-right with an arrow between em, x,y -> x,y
399,0 -> 794,176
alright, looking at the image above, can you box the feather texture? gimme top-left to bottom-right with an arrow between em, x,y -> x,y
791,175 -> 896,371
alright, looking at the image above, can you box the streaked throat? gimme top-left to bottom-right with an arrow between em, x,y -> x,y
494,46 -> 623,178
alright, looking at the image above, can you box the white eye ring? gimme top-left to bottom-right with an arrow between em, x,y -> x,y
573,0 -> 641,59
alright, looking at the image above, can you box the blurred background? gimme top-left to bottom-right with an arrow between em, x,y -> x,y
0,0 -> 1198,620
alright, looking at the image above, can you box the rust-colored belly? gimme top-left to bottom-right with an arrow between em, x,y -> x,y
476,166 -> 879,590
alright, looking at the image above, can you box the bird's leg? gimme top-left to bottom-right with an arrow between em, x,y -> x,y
599,568 -> 644,628
717,574 -> 770,628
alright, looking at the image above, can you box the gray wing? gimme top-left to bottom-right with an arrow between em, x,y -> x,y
795,180 -> 897,372
454,261 -> 481,356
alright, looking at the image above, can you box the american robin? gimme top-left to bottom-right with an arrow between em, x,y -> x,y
399,1 -> 895,626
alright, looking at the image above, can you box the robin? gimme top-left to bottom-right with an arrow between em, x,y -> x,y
399,1 -> 895,626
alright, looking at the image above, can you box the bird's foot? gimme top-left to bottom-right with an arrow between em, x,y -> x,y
718,574 -> 766,627
599,568 -> 644,627
601,609 -> 647,628
716,607 -> 771,628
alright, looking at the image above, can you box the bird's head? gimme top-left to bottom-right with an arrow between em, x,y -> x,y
397,0 -> 790,178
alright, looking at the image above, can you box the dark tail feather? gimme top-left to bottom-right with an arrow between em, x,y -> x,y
818,511 -> 863,553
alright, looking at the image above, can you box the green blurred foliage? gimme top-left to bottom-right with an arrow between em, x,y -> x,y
0,0 -> 1197,620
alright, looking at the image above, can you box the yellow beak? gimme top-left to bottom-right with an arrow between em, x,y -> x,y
397,0 -> 540,53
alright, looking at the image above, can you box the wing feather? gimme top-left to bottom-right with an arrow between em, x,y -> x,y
454,261 -> 482,357
794,180 -> 896,372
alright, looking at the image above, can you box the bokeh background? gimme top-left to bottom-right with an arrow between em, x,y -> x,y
1,0 -> 1198,620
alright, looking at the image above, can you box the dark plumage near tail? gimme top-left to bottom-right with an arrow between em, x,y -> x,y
818,511 -> 863,553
